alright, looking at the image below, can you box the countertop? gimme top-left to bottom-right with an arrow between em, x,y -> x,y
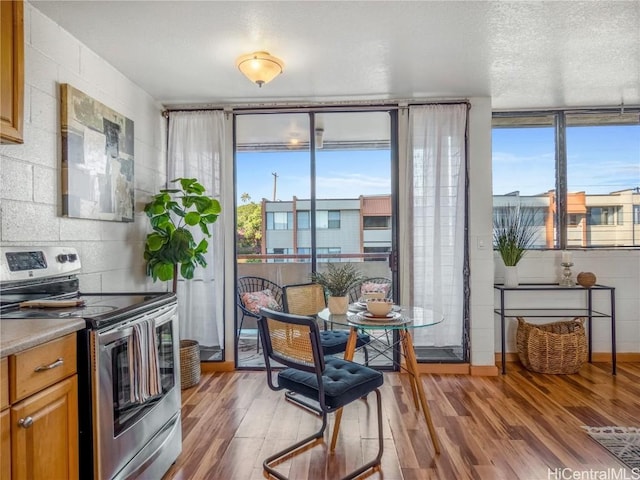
0,318 -> 86,357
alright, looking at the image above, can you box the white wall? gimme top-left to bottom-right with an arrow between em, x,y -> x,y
467,97 -> 498,367
495,250 -> 640,354
0,3 -> 167,293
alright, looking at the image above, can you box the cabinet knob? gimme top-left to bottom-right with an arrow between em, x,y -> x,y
18,417 -> 33,428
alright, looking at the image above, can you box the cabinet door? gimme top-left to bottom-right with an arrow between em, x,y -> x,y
0,0 -> 24,144
11,376 -> 78,480
1,410 -> 9,480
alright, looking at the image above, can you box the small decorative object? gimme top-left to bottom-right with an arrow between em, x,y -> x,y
577,271 -> 597,288
61,84 -> 135,222
311,263 -> 364,315
493,205 -> 538,287
559,250 -> 575,287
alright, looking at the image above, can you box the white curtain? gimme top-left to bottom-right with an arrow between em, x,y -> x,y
168,111 -> 226,346
404,104 -> 467,347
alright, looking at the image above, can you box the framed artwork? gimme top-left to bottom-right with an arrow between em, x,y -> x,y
60,84 -> 134,222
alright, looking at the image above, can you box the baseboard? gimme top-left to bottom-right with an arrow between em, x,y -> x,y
414,363 -> 470,374
469,365 -> 499,376
495,352 -> 640,363
591,352 -> 640,362
200,361 -> 235,372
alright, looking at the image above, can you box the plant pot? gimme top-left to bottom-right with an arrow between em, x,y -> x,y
327,295 -> 349,315
504,266 -> 519,288
179,339 -> 201,389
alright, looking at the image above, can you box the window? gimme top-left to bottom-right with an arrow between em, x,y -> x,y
269,248 -> 292,263
634,205 -> 640,225
328,211 -> 340,229
363,246 -> 391,261
317,247 -> 341,262
316,210 -> 341,229
587,207 -> 619,226
297,211 -> 310,229
492,109 -> 640,248
266,211 -> 292,230
568,214 -> 583,226
363,216 -> 391,229
297,247 -> 311,262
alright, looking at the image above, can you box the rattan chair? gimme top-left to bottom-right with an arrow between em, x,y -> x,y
257,308 -> 384,480
237,276 -> 283,351
283,283 -> 370,362
348,277 -> 393,303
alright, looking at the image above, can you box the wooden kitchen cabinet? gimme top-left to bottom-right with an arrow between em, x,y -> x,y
2,334 -> 78,480
0,0 -> 25,144
1,358 -> 9,480
11,377 -> 78,480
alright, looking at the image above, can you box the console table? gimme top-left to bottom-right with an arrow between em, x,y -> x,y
494,283 -> 616,375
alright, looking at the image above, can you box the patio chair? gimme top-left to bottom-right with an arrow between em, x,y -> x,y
283,283 -> 370,363
348,277 -> 393,303
257,308 -> 384,480
237,276 -> 283,351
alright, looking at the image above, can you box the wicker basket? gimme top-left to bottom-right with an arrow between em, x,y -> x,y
516,317 -> 587,374
179,339 -> 201,389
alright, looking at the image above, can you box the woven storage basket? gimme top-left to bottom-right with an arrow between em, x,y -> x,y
516,317 -> 587,374
179,339 -> 201,389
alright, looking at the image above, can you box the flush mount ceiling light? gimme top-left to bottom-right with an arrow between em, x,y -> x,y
236,51 -> 284,87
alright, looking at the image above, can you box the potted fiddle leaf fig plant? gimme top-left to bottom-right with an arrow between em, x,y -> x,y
144,177 -> 221,292
311,263 -> 364,314
144,177 -> 221,389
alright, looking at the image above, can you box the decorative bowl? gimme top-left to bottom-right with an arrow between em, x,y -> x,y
366,298 -> 393,316
577,272 -> 597,288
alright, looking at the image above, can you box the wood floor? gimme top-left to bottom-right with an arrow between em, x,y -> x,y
163,362 -> 640,480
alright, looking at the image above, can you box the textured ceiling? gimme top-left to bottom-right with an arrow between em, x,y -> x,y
30,0 -> 640,110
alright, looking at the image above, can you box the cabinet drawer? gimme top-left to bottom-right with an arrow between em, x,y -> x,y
0,358 -> 7,410
10,334 -> 76,403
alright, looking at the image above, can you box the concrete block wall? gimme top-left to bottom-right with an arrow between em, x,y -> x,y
0,3 -> 167,293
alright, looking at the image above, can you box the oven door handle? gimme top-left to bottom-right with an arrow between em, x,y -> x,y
97,303 -> 177,345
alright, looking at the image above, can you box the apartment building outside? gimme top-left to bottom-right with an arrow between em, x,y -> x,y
261,195 -> 393,262
259,188 -> 640,261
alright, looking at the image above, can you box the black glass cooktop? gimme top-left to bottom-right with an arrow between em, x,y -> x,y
1,292 -> 176,329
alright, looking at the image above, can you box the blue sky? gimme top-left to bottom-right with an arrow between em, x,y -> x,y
236,149 -> 391,203
493,125 -> 640,196
237,125 -> 639,203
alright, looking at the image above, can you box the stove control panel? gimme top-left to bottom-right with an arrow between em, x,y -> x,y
0,246 -> 81,283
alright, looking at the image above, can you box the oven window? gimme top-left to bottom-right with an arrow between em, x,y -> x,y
111,320 -> 175,436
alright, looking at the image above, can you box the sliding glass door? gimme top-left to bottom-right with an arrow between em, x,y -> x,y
235,110 -> 396,368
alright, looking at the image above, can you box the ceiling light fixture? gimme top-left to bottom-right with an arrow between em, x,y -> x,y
236,51 -> 284,87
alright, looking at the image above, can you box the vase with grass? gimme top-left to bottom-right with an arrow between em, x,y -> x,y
493,205 -> 538,287
310,263 -> 364,314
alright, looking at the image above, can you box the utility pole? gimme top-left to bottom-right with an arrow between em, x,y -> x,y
272,172 -> 278,201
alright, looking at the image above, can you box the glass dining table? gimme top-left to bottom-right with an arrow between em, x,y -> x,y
317,304 -> 443,454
